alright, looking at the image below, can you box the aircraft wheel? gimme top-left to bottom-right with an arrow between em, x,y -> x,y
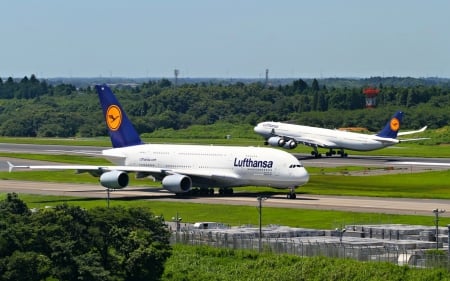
312,151 -> 320,158
287,193 -> 296,199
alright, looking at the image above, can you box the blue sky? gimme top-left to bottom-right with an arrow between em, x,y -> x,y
2,1 -> 450,78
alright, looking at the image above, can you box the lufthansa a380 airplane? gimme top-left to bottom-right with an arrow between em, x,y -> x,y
254,111 -> 427,158
9,85 -> 309,199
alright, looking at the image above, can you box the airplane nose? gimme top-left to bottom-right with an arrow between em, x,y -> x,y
297,168 -> 310,185
254,124 -> 266,134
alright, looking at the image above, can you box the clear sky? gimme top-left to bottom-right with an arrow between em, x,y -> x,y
2,0 -> 450,78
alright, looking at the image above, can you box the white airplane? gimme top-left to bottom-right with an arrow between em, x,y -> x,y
8,84 -> 309,199
254,111 -> 427,158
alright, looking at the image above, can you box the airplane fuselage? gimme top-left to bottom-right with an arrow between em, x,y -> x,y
102,144 -> 309,188
255,122 -> 399,151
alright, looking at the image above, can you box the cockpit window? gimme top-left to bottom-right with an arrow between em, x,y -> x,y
289,164 -> 303,168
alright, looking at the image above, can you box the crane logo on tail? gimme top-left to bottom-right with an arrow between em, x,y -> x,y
106,105 -> 122,131
390,117 -> 400,132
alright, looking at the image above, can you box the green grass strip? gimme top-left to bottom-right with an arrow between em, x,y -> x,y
1,193 -> 448,230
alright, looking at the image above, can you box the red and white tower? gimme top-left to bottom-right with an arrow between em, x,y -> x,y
363,87 -> 380,108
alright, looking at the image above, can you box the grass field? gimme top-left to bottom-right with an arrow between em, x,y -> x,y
1,193 -> 449,229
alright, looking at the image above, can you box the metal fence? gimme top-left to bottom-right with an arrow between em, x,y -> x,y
170,230 -> 450,269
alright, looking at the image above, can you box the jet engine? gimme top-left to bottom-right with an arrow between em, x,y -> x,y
100,170 -> 129,189
162,174 -> 192,193
267,136 -> 286,147
283,139 -> 297,149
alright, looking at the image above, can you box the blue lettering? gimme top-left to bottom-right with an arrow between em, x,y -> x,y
233,157 -> 273,168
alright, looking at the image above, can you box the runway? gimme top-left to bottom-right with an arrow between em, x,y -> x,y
0,143 -> 449,217
0,180 -> 449,217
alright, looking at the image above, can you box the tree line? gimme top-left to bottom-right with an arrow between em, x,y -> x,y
0,75 -> 448,138
0,193 -> 171,281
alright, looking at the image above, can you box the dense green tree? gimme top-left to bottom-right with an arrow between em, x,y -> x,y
311,78 -> 320,91
0,75 -> 449,137
159,78 -> 172,88
0,194 -> 172,281
0,193 -> 30,215
292,78 -> 308,93
1,251 -> 51,281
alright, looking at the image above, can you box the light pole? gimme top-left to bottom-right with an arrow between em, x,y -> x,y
257,196 -> 267,252
336,227 -> 346,244
172,212 -> 182,232
433,208 -> 445,250
447,224 -> 450,266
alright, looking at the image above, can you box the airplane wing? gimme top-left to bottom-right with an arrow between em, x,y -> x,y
7,162 -> 240,183
397,126 -> 427,136
8,162 -> 163,175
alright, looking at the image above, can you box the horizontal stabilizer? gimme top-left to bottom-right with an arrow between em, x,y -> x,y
399,137 -> 430,142
398,126 -> 428,136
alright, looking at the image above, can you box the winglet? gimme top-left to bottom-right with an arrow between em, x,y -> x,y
95,84 -> 143,148
376,111 -> 403,139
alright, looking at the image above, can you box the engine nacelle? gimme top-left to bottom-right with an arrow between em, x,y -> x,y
267,136 -> 285,147
162,174 -> 192,193
283,139 -> 297,149
100,170 -> 129,189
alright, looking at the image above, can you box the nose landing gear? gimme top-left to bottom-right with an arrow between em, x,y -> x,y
287,188 -> 297,199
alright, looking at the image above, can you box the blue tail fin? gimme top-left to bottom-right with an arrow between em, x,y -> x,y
376,111 -> 404,138
95,84 -> 143,148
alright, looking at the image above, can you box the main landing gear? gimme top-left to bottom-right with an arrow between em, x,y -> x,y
311,148 -> 348,158
178,187 -> 216,197
176,187 -> 234,197
311,146 -> 322,158
311,151 -> 322,158
337,149 -> 348,158
218,187 -> 234,195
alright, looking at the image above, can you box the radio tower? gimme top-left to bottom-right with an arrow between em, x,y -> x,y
265,69 -> 269,87
174,69 -> 179,87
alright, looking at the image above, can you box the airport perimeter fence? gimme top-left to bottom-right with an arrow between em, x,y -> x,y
170,231 -> 450,269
